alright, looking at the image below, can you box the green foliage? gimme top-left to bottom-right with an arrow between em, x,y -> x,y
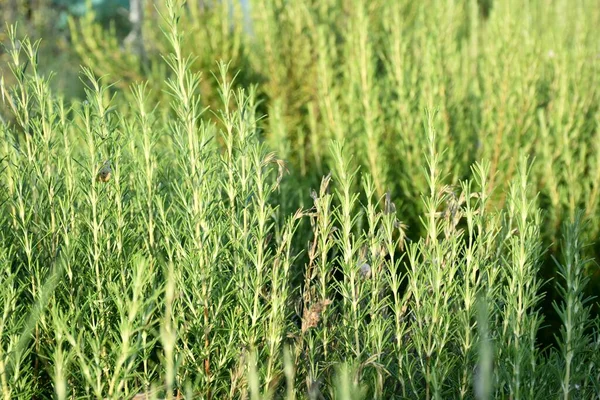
67,0 -> 600,242
1,0 -> 600,398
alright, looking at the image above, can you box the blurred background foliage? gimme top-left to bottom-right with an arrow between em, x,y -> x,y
1,0 -> 599,345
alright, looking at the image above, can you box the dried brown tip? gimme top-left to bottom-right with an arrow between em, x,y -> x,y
301,299 -> 332,333
275,158 -> 287,187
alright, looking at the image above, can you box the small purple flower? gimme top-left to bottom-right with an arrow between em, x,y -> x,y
359,262 -> 371,279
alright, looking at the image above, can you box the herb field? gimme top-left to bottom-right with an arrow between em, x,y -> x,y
1,0 -> 600,398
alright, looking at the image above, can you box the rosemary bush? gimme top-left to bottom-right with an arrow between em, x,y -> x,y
1,0 -> 599,399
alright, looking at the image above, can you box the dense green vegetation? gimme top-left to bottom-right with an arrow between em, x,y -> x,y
1,0 -> 599,398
